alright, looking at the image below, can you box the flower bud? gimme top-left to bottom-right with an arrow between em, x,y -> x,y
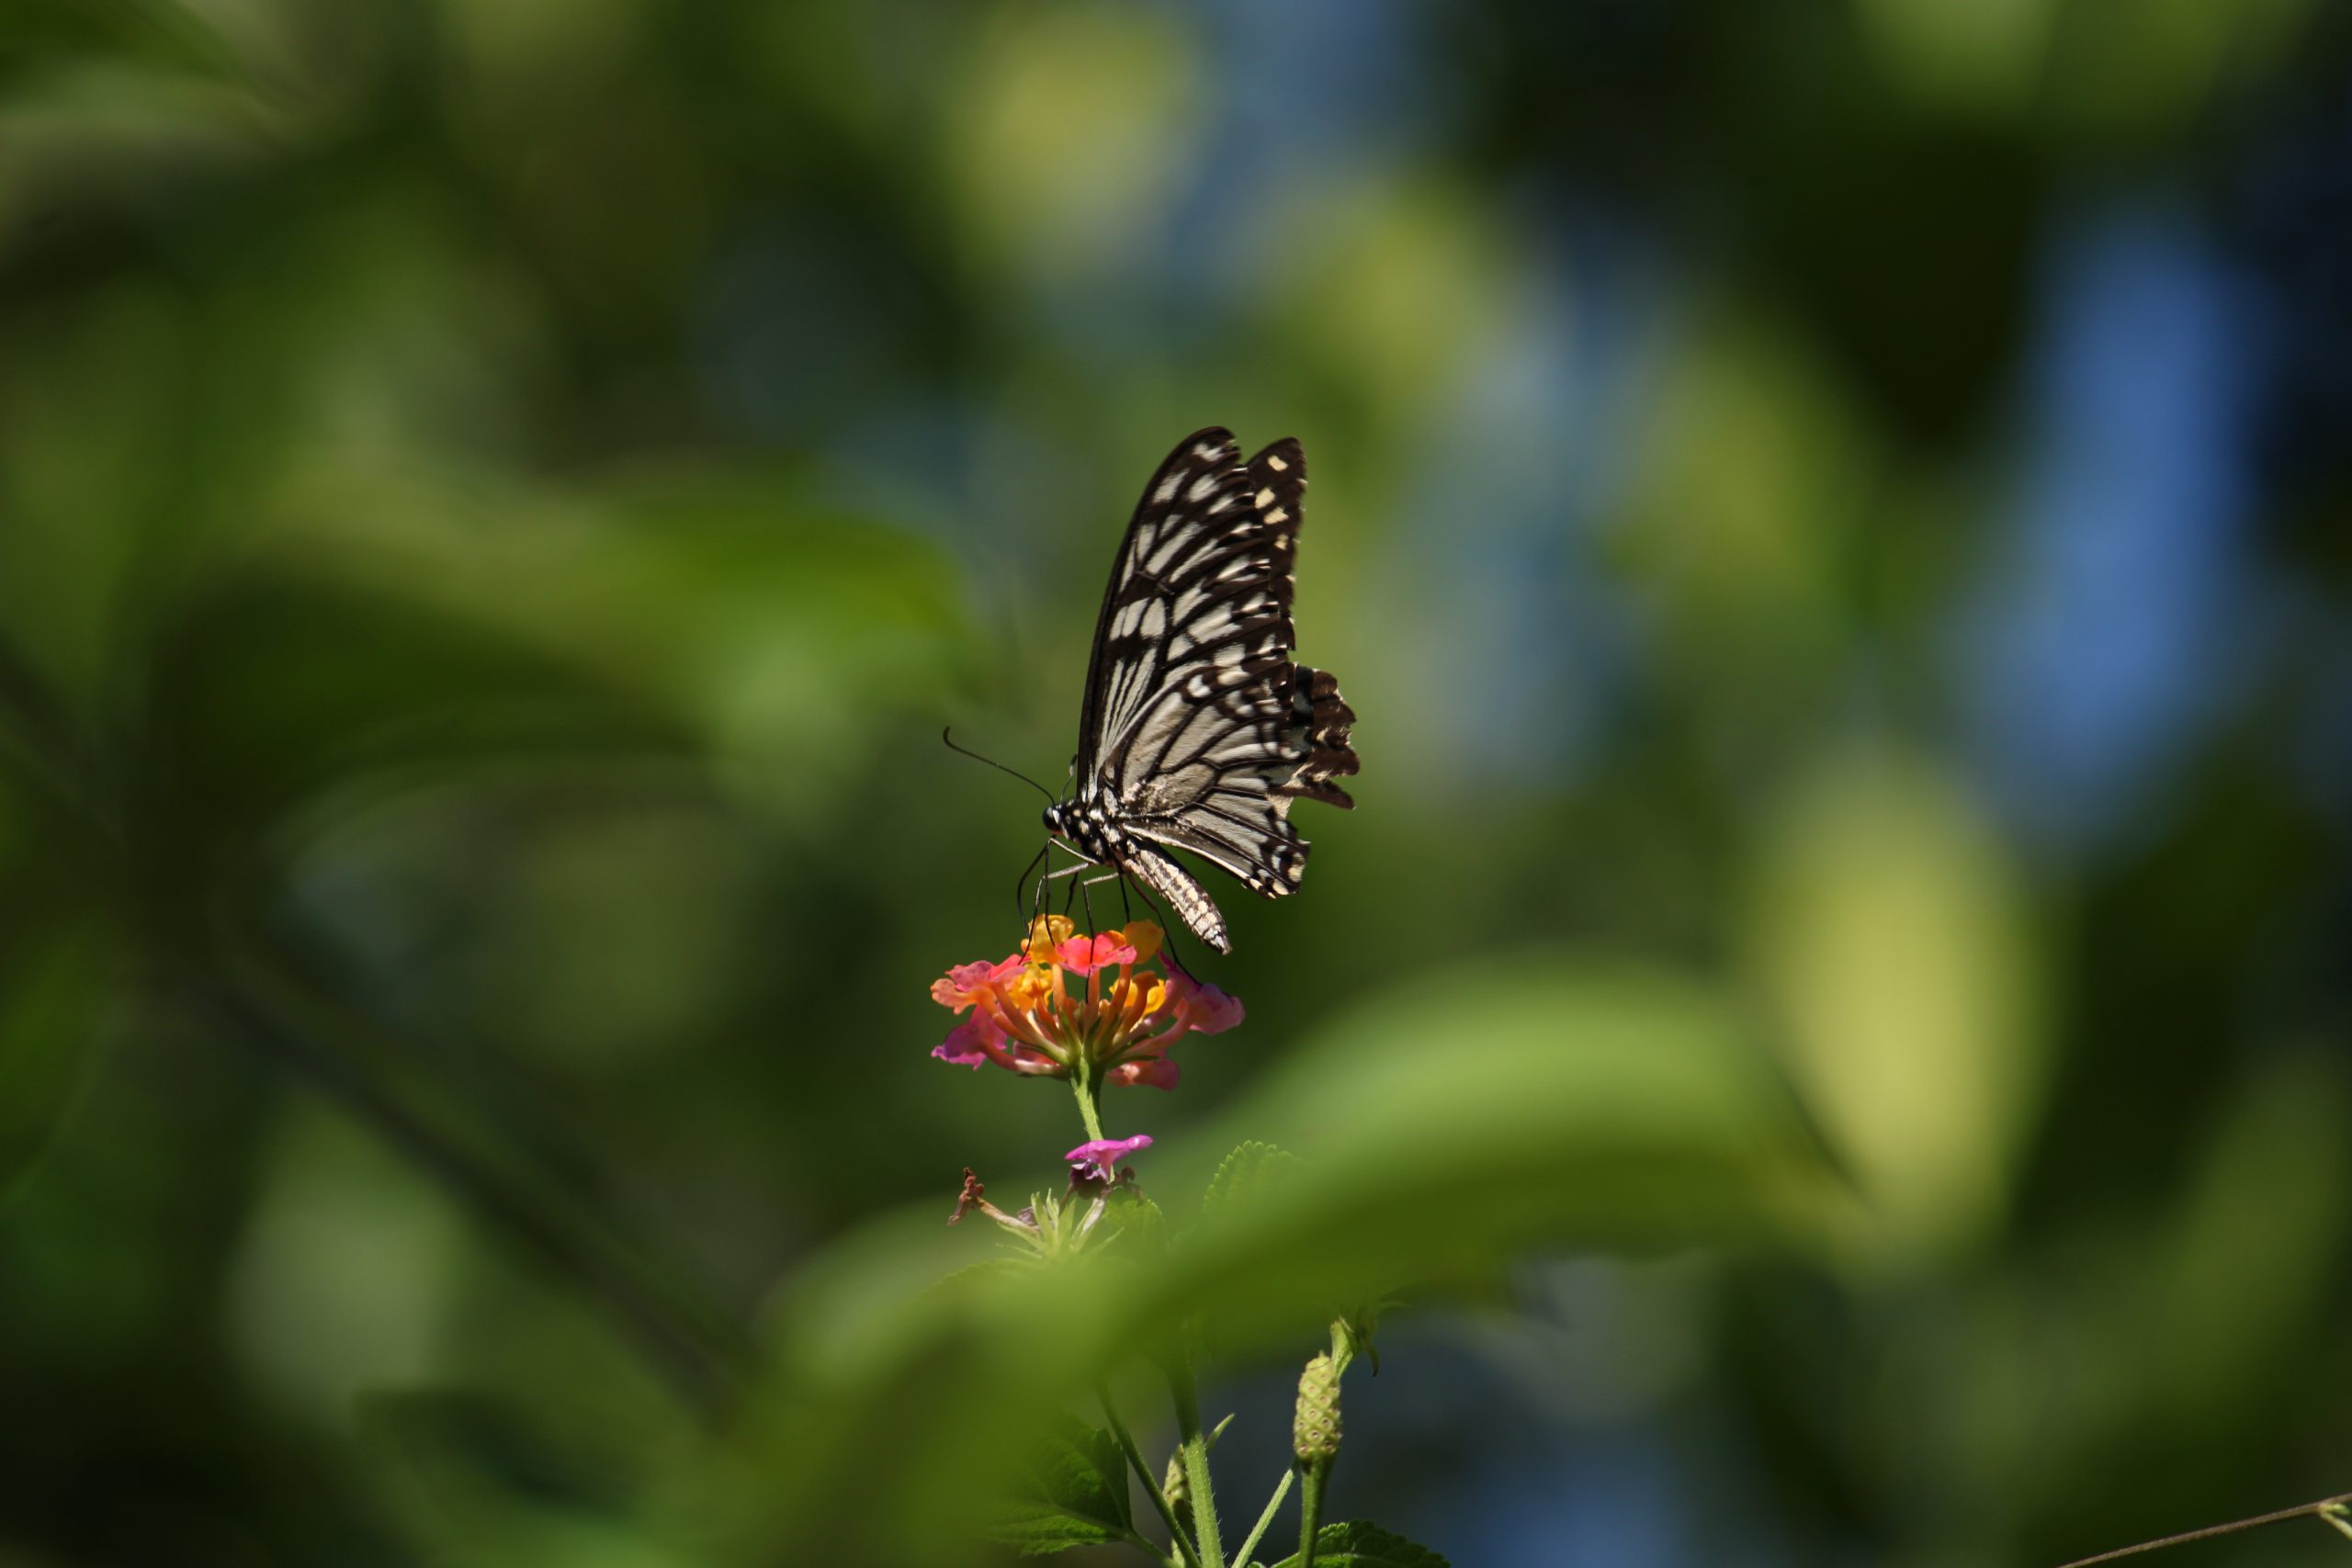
1293,1352 -> 1341,1465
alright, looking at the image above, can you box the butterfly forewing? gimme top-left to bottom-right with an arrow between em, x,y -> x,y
1065,428 -> 1359,953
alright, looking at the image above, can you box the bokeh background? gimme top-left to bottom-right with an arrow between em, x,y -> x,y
5,0 -> 2351,1563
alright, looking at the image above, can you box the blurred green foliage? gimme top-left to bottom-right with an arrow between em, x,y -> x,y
3,0 -> 2350,1564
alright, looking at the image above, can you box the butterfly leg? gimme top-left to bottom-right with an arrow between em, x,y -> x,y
1074,869 -> 1125,936
1012,841 -> 1048,924
1109,871 -> 1193,976
1033,840 -> 1099,931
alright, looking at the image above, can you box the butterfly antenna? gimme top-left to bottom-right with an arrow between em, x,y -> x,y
943,728 -> 1056,804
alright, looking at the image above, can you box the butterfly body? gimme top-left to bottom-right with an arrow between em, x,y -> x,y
1045,428 -> 1359,953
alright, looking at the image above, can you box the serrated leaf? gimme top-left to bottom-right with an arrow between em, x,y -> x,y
1266,1520 -> 1451,1568
1199,1140 -> 1304,1228
978,1412 -> 1133,1555
1107,1186 -> 1168,1254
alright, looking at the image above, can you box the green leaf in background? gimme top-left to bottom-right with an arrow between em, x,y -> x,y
1148,957 -> 1847,1342
357,1389 -> 700,1568
0,938 -> 106,1201
1746,750 -> 2042,1264
978,1411 -> 1136,1556
0,798 -> 113,1202
1265,1520 -> 1451,1568
1198,1139 -> 1304,1229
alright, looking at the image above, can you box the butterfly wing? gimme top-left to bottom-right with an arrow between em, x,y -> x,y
1073,430 -> 1360,952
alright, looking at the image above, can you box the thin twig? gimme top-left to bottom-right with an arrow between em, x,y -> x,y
1100,1382 -> 1204,1568
2054,1492 -> 2352,1567
0,628 -> 758,1420
1232,1468 -> 1295,1568
191,949 -> 757,1420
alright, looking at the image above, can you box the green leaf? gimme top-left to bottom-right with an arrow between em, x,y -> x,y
1266,1521 -> 1451,1568
1147,961 -> 1846,1358
356,1389 -> 702,1568
1747,751 -> 2041,1259
1106,1186 -> 1168,1253
1199,1139 -> 1304,1228
979,1412 -> 1134,1555
0,920 -> 110,1201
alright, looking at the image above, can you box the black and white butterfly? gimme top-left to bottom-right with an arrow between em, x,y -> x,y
1038,427 -> 1359,953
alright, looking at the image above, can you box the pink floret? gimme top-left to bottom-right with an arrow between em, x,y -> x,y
1064,1134 -> 1153,1179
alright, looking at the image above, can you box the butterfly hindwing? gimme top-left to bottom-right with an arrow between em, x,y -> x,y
1066,430 -> 1359,952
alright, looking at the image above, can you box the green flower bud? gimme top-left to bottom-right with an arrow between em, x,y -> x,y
1163,1450 -> 1188,1506
1293,1351 -> 1341,1465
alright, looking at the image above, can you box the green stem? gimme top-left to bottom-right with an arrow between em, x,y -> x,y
1099,1384 -> 1203,1568
1168,1358 -> 1227,1568
1070,1061 -> 1106,1142
1296,1462 -> 1328,1568
1232,1469 -> 1294,1568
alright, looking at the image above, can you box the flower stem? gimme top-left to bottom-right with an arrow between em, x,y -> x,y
1296,1461 -> 1328,1568
1070,1061 -> 1106,1142
1168,1358 -> 1227,1568
1099,1383 -> 1203,1568
1232,1469 -> 1294,1568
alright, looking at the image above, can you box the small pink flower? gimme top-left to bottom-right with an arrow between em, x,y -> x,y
924,916 -> 1241,1090
1054,930 -> 1139,976
1167,971 -> 1245,1034
931,954 -> 1024,1011
1065,1134 -> 1152,1182
931,1019 -> 994,1069
1108,1055 -> 1181,1090
930,1017 -> 1062,1077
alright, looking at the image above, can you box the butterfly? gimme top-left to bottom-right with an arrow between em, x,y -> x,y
1039,427 -> 1359,953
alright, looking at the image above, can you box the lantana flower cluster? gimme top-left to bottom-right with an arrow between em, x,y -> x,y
930,914 -> 1241,1091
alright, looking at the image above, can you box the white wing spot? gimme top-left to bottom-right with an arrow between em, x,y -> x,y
1254,487 -> 1274,507
1193,443 -> 1220,460
1265,507 -> 1289,525
1265,454 -> 1289,471
1155,470 -> 1183,504
1188,473 -> 1219,502
1207,494 -> 1235,513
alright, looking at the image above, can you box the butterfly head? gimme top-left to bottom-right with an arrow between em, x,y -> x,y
1042,800 -> 1115,865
